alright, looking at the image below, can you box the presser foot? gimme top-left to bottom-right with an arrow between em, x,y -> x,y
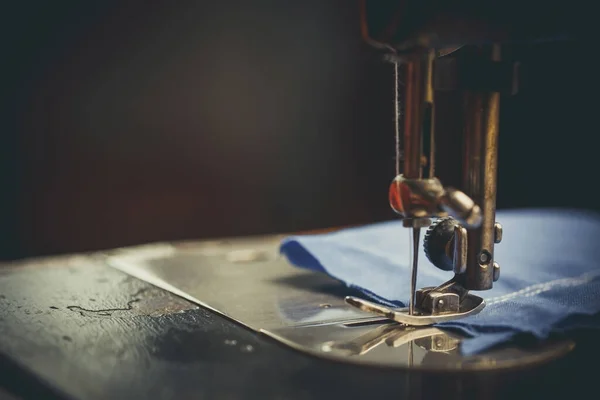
345,280 -> 485,326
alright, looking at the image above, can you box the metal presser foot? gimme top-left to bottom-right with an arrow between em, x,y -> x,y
345,280 -> 486,327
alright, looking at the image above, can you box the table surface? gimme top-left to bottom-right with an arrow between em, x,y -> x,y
0,253 -> 597,400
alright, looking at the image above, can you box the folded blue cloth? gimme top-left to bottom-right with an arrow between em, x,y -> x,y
280,209 -> 600,355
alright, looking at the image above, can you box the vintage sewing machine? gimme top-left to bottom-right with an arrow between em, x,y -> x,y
0,1 -> 591,399
346,0 -> 516,325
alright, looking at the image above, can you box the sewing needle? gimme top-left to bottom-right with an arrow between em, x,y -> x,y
409,227 -> 420,315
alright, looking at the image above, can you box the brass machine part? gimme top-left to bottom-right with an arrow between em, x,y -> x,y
401,50 -> 434,180
459,46 -> 501,290
388,46 -> 505,295
433,44 -> 514,291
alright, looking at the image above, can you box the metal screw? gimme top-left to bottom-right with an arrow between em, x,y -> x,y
494,222 -> 503,244
493,262 -> 500,281
478,250 -> 491,265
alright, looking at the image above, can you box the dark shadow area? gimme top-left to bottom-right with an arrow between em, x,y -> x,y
0,354 -> 66,400
1,2 -> 594,261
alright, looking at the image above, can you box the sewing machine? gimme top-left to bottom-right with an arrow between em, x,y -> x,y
0,1 -> 592,399
347,0 -> 519,324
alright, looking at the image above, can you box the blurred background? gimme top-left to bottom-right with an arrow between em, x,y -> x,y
0,1 -> 593,260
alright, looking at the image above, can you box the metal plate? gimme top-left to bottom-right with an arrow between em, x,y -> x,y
265,324 -> 573,370
105,237 -> 384,330
104,235 -> 574,370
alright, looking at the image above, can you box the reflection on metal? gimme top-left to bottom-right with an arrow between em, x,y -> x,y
104,235 -> 574,370
105,236 -> 383,331
264,322 -> 573,370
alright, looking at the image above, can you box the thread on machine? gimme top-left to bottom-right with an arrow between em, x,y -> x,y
394,62 -> 401,176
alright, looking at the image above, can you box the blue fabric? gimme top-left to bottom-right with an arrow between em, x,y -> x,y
280,209 -> 600,355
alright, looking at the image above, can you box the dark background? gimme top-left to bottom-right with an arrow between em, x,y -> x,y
0,1 -> 594,260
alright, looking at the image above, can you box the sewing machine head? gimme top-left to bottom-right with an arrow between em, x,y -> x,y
344,1 -> 524,325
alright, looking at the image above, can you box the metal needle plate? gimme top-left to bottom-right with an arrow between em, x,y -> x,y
103,235 -> 573,370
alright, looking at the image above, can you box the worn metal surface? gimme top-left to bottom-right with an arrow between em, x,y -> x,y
0,255 -> 200,399
0,253 -> 598,399
106,238 -> 383,330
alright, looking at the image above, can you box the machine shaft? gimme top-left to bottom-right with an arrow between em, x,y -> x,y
402,53 -> 434,180
458,46 -> 501,290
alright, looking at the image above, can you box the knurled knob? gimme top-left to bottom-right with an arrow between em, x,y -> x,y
423,217 -> 461,271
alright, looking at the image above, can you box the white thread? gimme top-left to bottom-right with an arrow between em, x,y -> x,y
394,61 -> 400,176
486,270 -> 600,306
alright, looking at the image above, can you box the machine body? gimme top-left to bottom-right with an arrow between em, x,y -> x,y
345,0 -> 547,324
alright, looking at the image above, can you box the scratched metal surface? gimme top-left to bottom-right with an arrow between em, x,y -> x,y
106,239 -> 382,331
0,255 -> 597,400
